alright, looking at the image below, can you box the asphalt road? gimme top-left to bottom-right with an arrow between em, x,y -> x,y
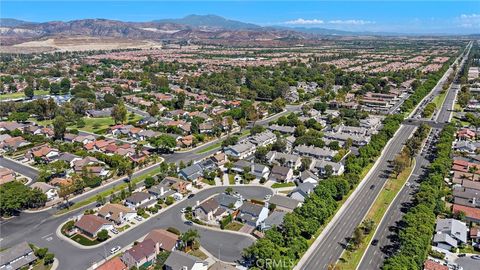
357,129 -> 437,270
0,186 -> 272,270
0,156 -> 39,181
297,42 -> 471,270
356,43 -> 470,270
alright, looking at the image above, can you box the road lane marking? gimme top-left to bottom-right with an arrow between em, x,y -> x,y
41,233 -> 53,239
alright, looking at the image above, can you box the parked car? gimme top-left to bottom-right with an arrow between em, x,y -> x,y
110,228 -> 119,234
264,194 -> 271,200
185,220 -> 193,226
458,253 -> 466,257
181,207 -> 187,213
110,246 -> 121,254
472,255 -> 480,260
370,184 -> 375,190
188,194 -> 195,199
134,216 -> 143,221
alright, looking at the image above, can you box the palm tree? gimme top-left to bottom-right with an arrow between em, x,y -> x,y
181,229 -> 200,251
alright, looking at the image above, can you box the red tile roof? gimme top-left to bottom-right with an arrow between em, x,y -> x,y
453,204 -> 480,221
96,257 -> 127,270
424,260 -> 448,270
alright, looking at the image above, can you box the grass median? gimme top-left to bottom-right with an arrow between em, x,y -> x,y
55,166 -> 162,215
432,90 -> 448,109
336,160 -> 415,270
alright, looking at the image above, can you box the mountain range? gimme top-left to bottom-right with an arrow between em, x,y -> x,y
0,14 -> 465,46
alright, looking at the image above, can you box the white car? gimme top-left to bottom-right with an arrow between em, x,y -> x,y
134,216 -> 143,221
110,246 -> 121,254
181,208 -> 187,213
110,228 -> 119,234
264,194 -> 271,200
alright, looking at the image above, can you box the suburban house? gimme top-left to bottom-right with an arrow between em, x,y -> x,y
232,160 -> 252,174
224,142 -> 256,159
0,241 -> 37,270
121,238 -> 159,269
236,201 -> 269,227
144,229 -> 179,252
24,145 -> 60,162
160,176 -> 192,194
0,167 -> 16,185
74,215 -> 113,238
214,193 -> 243,210
268,124 -> 295,135
268,195 -> 302,212
298,170 -> 319,184
293,145 -> 337,161
248,130 -> 276,147
266,151 -> 302,170
260,210 -> 287,231
0,136 -> 30,151
98,203 -> 137,225
268,165 -> 294,183
433,218 -> 468,251
453,204 -> 480,223
252,163 -> 270,180
178,164 -> 203,182
312,160 -> 345,176
148,184 -> 175,200
194,198 -> 221,221
211,152 -> 227,167
96,257 -> 127,270
163,250 -> 208,270
289,182 -> 317,202
30,182 -> 58,201
125,192 -> 156,210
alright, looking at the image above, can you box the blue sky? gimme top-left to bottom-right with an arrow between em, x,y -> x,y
1,1 -> 479,34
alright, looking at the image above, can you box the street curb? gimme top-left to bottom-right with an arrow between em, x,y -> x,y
293,123 -> 406,270
355,125 -> 433,270
354,158 -> 417,270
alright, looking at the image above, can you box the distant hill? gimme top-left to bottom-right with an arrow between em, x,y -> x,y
0,18 -> 36,27
154,14 -> 261,30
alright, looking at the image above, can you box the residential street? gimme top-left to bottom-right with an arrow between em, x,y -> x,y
0,186 -> 272,270
295,43 -> 469,270
0,156 -> 39,181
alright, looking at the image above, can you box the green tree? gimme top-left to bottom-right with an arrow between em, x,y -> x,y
111,101 -> 127,124
97,229 -> 109,241
24,86 -> 34,99
53,115 -> 67,140
238,118 -> 247,130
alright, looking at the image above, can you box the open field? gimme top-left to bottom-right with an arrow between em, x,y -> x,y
0,90 -> 49,100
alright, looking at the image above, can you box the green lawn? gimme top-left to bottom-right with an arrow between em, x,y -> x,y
31,260 -> 53,270
432,90 -> 447,109
459,245 -> 480,255
188,249 -> 209,260
271,182 -> 296,188
337,161 -> 415,270
0,90 -> 49,100
228,174 -> 235,185
196,141 -> 222,154
79,115 -> 142,134
224,221 -> 244,231
55,166 -> 163,215
70,234 -> 101,246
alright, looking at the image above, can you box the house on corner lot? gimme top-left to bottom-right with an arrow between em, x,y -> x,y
224,142 -> 256,159
194,198 -> 222,221
121,239 -> 159,269
260,210 -> 286,231
164,250 -> 208,270
236,201 -> 269,227
74,214 -> 113,238
98,203 -> 137,225
144,229 -> 179,252
125,192 -> 156,210
435,218 -> 468,246
30,182 -> 58,201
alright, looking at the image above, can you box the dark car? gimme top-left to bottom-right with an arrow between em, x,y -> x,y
371,239 -> 379,246
370,184 -> 375,190
458,253 -> 466,257
188,194 -> 195,199
184,220 -> 193,226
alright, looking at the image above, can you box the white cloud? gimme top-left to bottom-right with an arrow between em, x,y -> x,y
458,14 -> 480,28
327,19 -> 375,25
284,18 -> 324,25
284,18 -> 374,26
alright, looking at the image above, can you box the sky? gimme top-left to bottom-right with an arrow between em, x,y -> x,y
1,1 -> 479,34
